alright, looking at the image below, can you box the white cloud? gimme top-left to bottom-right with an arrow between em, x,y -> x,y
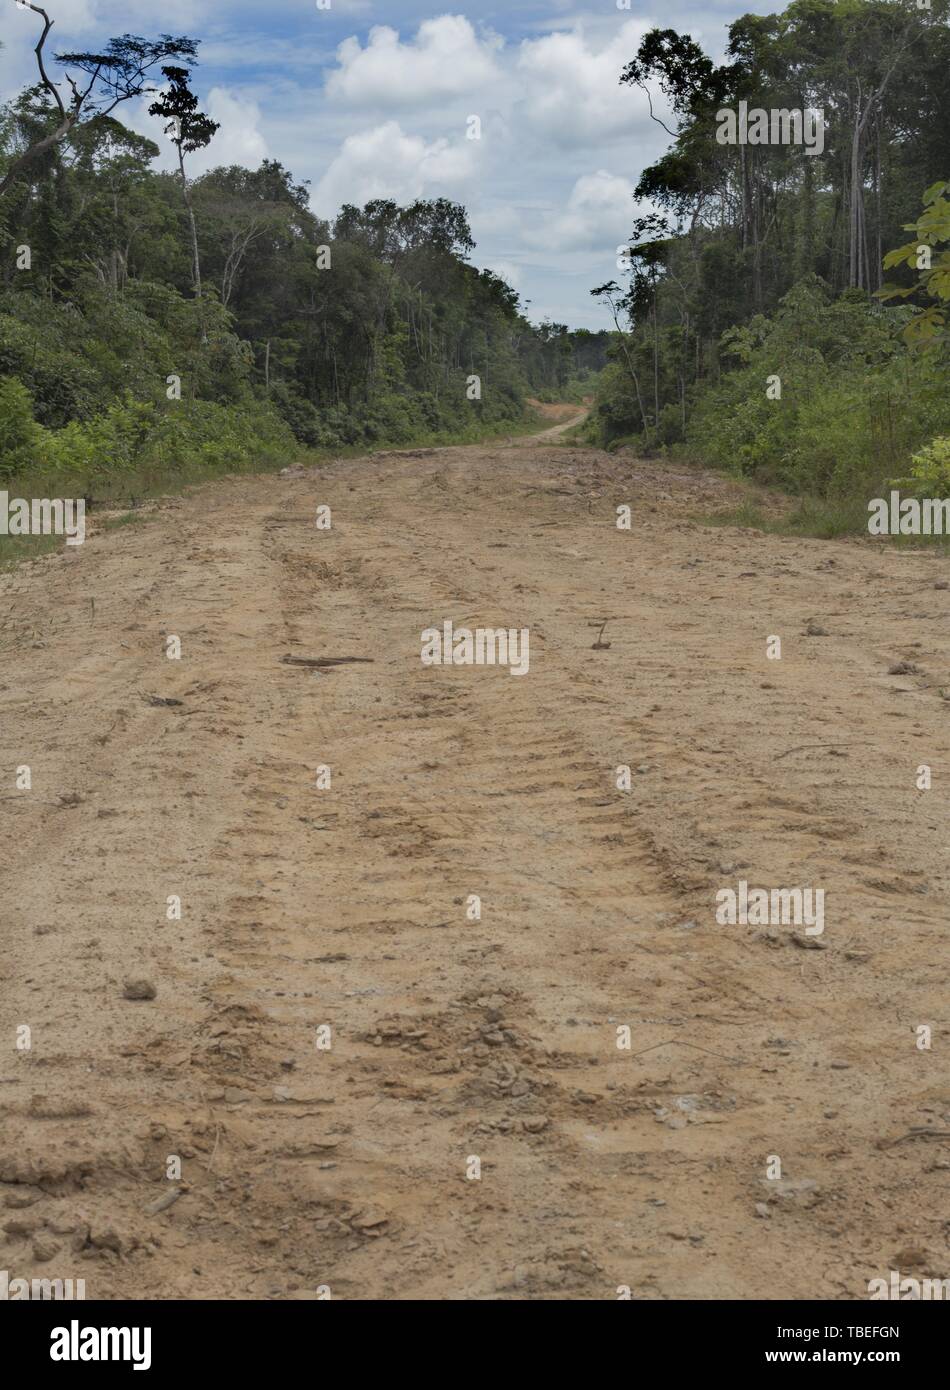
526,170 -> 637,253
516,19 -> 658,148
121,85 -> 267,175
198,87 -> 268,172
0,2 -> 732,329
326,16 -> 503,108
312,119 -> 479,214
479,257 -> 523,289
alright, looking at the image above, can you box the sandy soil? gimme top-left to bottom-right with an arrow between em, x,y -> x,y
2,417 -> 948,1300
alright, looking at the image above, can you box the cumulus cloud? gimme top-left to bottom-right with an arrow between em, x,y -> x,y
326,15 -> 503,108
197,87 -> 268,172
312,120 -> 479,214
516,19 -> 659,148
120,84 -> 267,177
0,1 -> 704,328
525,170 -> 637,253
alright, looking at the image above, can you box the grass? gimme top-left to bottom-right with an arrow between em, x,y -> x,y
0,530 -> 62,568
699,494 -> 868,538
0,404 -> 549,570
694,483 -> 950,550
100,510 -> 151,531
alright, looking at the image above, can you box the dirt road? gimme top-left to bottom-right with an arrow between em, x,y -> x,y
2,415 -> 948,1299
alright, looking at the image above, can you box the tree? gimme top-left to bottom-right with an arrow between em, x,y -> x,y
148,67 -> 219,299
0,3 -> 197,198
591,281 -> 651,437
878,179 -> 950,345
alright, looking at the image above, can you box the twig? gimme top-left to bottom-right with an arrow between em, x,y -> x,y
280,655 -> 374,668
878,1127 -> 950,1150
775,742 -> 873,759
145,1186 -> 183,1216
206,1123 -> 221,1173
629,1038 -> 740,1063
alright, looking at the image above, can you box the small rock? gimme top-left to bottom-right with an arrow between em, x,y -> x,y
761,1177 -> 819,1202
893,1246 -> 928,1268
3,1189 -> 43,1209
89,1225 -> 124,1253
47,1215 -> 84,1235
353,1211 -> 388,1233
754,1202 -> 771,1219
32,1234 -> 61,1262
3,1216 -> 41,1237
122,978 -> 157,1001
145,1188 -> 183,1217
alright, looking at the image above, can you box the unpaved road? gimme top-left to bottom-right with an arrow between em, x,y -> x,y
2,414 -> 949,1300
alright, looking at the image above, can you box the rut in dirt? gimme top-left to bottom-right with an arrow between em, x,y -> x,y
2,424 -> 948,1298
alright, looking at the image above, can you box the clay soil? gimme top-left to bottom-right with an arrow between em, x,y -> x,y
1,416 -> 948,1299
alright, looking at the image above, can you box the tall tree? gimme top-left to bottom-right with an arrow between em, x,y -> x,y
0,3 -> 197,198
148,66 -> 219,299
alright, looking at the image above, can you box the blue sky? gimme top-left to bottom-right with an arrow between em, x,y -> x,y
1,0 -> 774,328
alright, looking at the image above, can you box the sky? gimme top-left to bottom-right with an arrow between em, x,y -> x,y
0,0 -> 775,329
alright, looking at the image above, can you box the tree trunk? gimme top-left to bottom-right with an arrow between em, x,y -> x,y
177,146 -> 202,299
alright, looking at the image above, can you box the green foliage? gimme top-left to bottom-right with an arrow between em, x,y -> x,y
0,92 -> 601,476
878,180 -> 950,344
898,436 -> 950,495
682,277 -> 950,495
0,376 -> 44,477
40,396 -> 295,484
591,0 -> 950,519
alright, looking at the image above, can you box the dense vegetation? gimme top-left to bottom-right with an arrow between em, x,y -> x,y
592,0 -> 950,520
0,17 -> 607,500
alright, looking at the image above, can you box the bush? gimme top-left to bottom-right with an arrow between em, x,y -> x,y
0,376 -> 45,478
898,436 -> 950,495
39,395 -> 295,487
682,278 -> 950,497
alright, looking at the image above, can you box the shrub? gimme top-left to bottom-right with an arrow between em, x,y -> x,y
898,436 -> 950,495
0,376 -> 45,478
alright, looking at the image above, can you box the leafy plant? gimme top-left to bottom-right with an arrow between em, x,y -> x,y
878,180 -> 950,344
